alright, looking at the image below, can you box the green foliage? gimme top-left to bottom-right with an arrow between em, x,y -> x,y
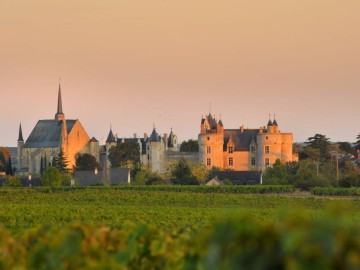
338,175 -> 360,188
52,150 -> 69,174
3,176 -> 22,187
191,162 -> 208,183
1,209 -> 360,269
171,158 -> 199,185
108,142 -> 140,168
263,159 -> 290,185
41,167 -> 72,187
354,133 -> 360,151
180,139 -> 199,152
75,153 -> 100,171
0,147 -> 11,173
292,160 -> 331,190
312,187 -> 360,196
303,134 -> 332,161
337,142 -> 355,155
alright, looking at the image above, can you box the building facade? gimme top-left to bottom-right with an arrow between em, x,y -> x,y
102,126 -> 179,174
17,85 -> 99,176
198,114 -> 295,171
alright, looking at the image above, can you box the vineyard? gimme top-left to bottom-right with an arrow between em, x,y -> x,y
1,186 -> 360,268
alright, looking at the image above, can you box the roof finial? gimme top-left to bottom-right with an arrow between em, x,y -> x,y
153,122 -> 156,130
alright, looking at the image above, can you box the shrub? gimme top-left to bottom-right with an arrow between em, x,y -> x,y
3,176 -> 22,187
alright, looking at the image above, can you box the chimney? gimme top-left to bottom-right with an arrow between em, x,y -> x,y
133,133 -> 137,139
240,125 -> 244,133
164,133 -> 168,150
259,127 -> 263,134
144,133 -> 148,140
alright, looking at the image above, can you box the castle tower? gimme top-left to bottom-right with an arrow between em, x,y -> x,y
198,114 -> 224,168
55,84 -> 65,121
17,123 -> 24,169
105,127 -> 117,168
147,126 -> 164,172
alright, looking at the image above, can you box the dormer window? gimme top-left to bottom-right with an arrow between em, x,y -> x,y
251,146 -> 256,153
228,146 -> 234,154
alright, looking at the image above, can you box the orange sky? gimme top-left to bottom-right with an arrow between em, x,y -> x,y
1,0 -> 359,146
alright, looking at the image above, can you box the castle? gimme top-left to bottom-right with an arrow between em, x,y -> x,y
198,114 -> 295,171
103,126 -> 179,174
17,85 -> 99,176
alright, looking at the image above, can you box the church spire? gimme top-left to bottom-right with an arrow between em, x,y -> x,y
18,123 -> 24,141
55,83 -> 65,120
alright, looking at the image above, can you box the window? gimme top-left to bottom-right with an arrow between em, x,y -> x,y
207,146 -> 211,154
207,158 -> 211,167
229,157 -> 234,166
265,158 -> 270,166
251,146 -> 256,153
228,146 -> 234,154
265,146 -> 270,154
207,137 -> 210,141
251,157 -> 256,166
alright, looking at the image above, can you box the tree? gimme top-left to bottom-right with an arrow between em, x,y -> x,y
52,150 -> 69,173
0,147 -> 10,173
6,156 -> 13,176
191,162 -> 208,183
3,176 -> 22,187
354,133 -> 360,152
337,142 -> 355,155
180,140 -> 199,152
41,167 -> 63,187
305,134 -> 331,160
75,153 -> 100,171
292,160 -> 331,190
171,158 -> 199,185
108,142 -> 140,168
263,159 -> 289,185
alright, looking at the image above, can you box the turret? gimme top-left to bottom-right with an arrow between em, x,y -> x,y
105,127 -> 117,168
17,123 -> 24,169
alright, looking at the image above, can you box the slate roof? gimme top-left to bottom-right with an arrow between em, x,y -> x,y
223,129 -> 259,151
149,128 -> 160,142
24,120 -> 77,148
213,171 -> 262,185
89,137 -> 99,143
106,129 -> 116,143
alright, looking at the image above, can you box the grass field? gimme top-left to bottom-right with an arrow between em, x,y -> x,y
1,186 -> 359,232
1,186 -> 360,269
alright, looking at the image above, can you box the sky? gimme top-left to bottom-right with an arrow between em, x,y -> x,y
1,0 -> 359,146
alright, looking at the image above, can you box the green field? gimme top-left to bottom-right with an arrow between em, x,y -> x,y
1,187 -> 360,269
0,186 -> 359,232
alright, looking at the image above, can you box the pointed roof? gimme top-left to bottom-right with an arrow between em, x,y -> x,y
55,84 -> 65,120
106,128 -> 116,143
149,128 -> 160,142
273,119 -> 278,126
57,84 -> 63,114
18,123 -> 24,141
89,137 -> 99,143
267,119 -> 273,126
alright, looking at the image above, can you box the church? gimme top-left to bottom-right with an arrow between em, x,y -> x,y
198,114 -> 296,171
16,85 -> 99,176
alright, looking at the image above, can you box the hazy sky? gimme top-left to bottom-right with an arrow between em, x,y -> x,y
1,0 -> 359,146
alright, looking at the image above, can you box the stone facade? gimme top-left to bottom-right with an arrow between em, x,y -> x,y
198,114 -> 295,171
17,85 -> 99,176
102,127 -> 180,174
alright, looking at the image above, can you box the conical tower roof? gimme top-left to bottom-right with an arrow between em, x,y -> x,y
106,128 -> 116,143
18,123 -> 24,141
55,84 -> 65,120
